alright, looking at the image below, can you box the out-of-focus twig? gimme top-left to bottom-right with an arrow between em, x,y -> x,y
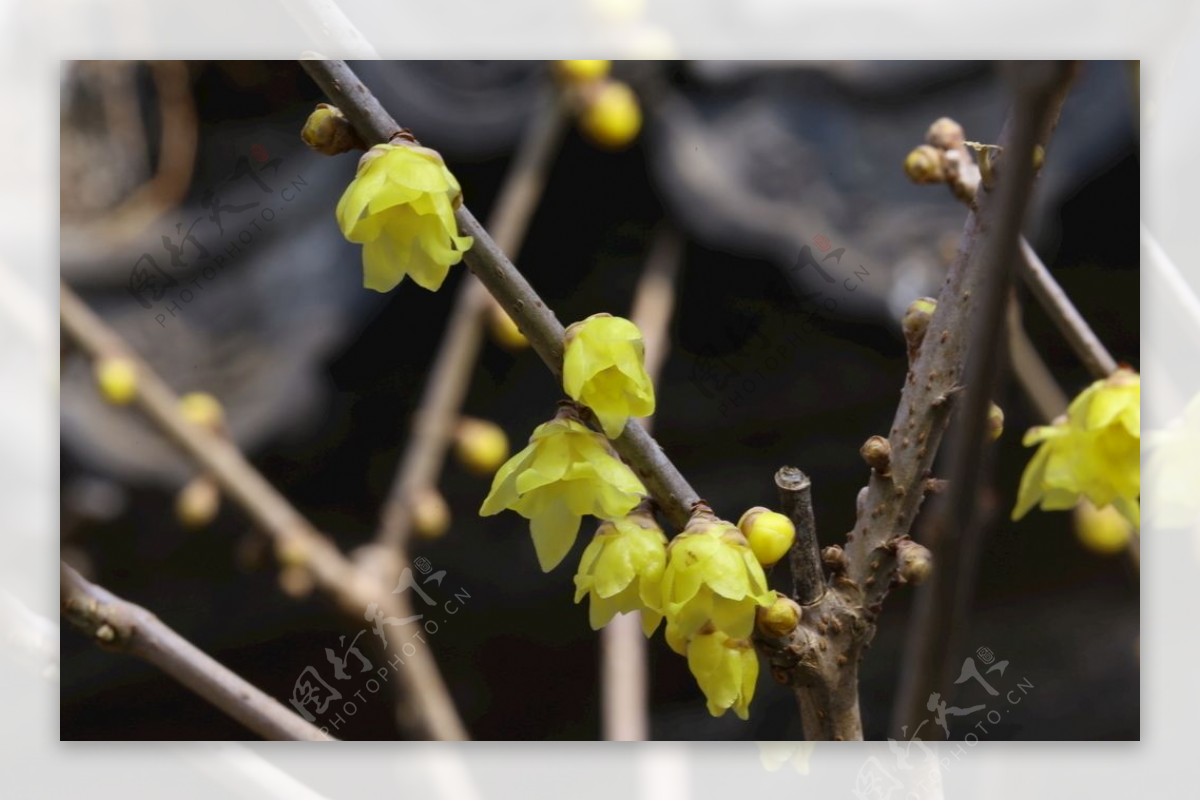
1007,295 -> 1070,420
59,282 -> 467,740
1017,238 -> 1119,378
61,563 -> 333,741
602,225 -> 683,742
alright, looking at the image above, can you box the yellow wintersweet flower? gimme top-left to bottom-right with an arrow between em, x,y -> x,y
1013,368 -> 1140,527
563,313 -> 656,438
335,143 -> 473,293
573,505 -> 667,636
479,408 -> 647,571
687,628 -> 759,720
660,510 -> 774,641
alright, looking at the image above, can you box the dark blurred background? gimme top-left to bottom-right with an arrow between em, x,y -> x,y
59,60 -> 1138,740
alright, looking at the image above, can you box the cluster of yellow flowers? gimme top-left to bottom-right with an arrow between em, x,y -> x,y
1014,368 -> 1141,528
478,312 -> 797,718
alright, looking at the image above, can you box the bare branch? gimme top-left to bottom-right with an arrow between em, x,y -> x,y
61,563 -> 333,741
774,467 -> 824,606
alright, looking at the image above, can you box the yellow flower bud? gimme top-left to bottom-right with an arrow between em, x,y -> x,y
894,538 -> 933,585
904,145 -> 946,184
94,357 -> 138,406
175,475 -> 220,529
556,60 -> 612,83
686,629 -> 759,720
1073,499 -> 1133,556
573,508 -> 667,636
179,392 -> 225,433
335,143 -> 474,293
579,81 -> 642,149
737,507 -> 796,567
902,296 -> 937,359
275,537 -> 311,568
563,313 -> 656,438
1014,368 -> 1140,527
487,302 -> 529,350
987,402 -> 1005,442
300,103 -> 364,156
413,488 -> 451,540
454,417 -> 510,476
479,409 -> 646,572
756,594 -> 801,638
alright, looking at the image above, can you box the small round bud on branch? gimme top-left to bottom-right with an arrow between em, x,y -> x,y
860,435 -> 892,476
757,594 -> 803,638
894,539 -> 933,585
94,357 -> 138,406
176,475 -> 220,529
738,506 -> 796,567
454,417 -> 510,475
902,296 -> 937,360
179,392 -> 226,435
904,145 -> 946,184
925,117 -> 965,150
986,402 -> 1005,442
578,80 -> 642,149
412,488 -> 451,540
301,103 -> 367,156
821,544 -> 847,572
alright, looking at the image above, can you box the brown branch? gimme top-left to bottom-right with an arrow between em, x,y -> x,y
61,563 -> 333,741
601,225 -> 683,742
1017,238 -> 1119,378
774,467 -> 824,606
890,62 -> 1076,739
59,283 -> 467,740
299,58 -> 703,531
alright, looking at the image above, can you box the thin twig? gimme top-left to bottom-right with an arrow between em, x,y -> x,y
1017,238 -> 1118,378
1007,295 -> 1070,420
601,225 -> 683,742
59,283 -> 467,740
774,467 -> 824,606
890,62 -> 1076,739
61,563 -> 333,741
299,58 -> 703,531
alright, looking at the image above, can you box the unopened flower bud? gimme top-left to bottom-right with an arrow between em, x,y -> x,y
860,435 -> 892,476
821,544 -> 847,572
275,537 -> 311,568
179,392 -> 225,434
904,145 -> 946,184
301,103 -> 365,156
757,594 -> 802,638
579,80 -> 642,149
738,506 -> 796,567
487,302 -> 529,350
895,539 -> 933,585
925,117 -> 965,151
555,60 -> 611,83
986,402 -> 1004,442
902,297 -> 937,359
1073,499 -> 1133,556
1032,144 -> 1045,172
455,417 -> 510,476
412,488 -> 451,539
94,357 -> 138,406
175,475 -> 220,529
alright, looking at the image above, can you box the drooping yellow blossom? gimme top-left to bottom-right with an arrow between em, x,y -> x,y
335,143 -> 473,293
479,408 -> 647,571
579,81 -> 642,149
1013,368 -> 1140,527
660,510 -> 774,641
573,505 -> 667,636
563,313 -> 656,438
687,628 -> 759,720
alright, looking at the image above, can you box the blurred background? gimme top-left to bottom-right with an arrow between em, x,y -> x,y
59,60 -> 1138,741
